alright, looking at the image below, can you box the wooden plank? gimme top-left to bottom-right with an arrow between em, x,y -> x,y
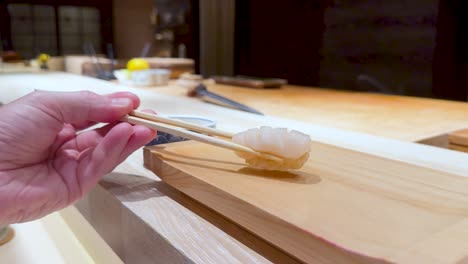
155,83 -> 468,142
448,129 -> 468,146
144,140 -> 468,263
5,73 -> 468,262
76,171 -> 297,263
5,72 -> 468,143
449,143 -> 468,153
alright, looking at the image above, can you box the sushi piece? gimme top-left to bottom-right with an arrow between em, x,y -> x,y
232,126 -> 312,171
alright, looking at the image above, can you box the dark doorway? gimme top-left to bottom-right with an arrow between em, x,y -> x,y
234,1 -> 326,86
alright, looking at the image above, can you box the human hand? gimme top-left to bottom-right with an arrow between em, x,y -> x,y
0,90 -> 156,225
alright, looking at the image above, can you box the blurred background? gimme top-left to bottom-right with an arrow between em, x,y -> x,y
0,0 -> 467,100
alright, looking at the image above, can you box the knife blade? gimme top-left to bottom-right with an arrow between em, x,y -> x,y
193,84 -> 263,115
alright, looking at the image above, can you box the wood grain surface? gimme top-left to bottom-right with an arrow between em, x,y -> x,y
144,140 -> 468,263
2,73 -> 468,263
449,144 -> 468,153
153,83 -> 468,142
449,129 -> 468,146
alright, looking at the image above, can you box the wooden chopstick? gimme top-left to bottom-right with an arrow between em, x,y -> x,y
131,110 -> 234,138
122,115 -> 283,162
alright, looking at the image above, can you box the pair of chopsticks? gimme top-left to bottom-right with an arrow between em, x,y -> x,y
121,110 -> 282,162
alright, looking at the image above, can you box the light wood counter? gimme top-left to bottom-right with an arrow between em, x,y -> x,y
1,73 -> 468,263
153,83 -> 468,142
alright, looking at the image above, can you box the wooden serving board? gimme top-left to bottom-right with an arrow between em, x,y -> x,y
449,143 -> 468,153
144,141 -> 468,263
449,129 -> 468,147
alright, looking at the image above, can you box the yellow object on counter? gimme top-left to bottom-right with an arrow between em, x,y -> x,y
36,53 -> 50,70
127,58 -> 150,71
37,53 -> 50,63
126,58 -> 150,79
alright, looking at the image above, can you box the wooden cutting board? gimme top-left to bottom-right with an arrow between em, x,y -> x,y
448,129 -> 468,146
449,143 -> 468,153
448,129 -> 468,153
144,140 -> 468,263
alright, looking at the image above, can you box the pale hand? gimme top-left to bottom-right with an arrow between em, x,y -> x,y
0,91 -> 156,225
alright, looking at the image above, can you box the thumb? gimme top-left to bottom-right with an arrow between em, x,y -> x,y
29,90 -> 140,127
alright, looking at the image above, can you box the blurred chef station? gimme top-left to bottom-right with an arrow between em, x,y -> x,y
3,0 -> 466,98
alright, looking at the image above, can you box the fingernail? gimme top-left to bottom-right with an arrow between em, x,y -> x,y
111,98 -> 132,107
